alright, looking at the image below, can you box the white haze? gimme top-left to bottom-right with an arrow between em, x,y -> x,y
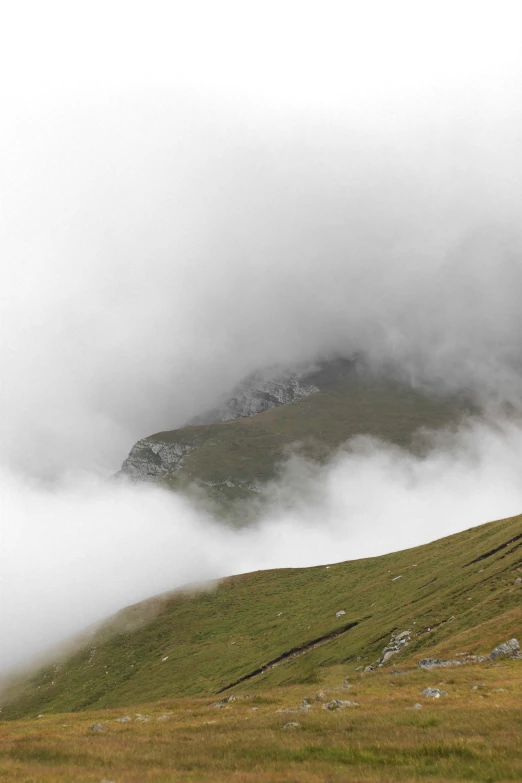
1,1 -> 522,672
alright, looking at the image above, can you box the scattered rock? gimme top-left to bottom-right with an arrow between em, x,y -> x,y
335,610 -> 346,617
515,577 -> 522,584
412,703 -> 423,710
364,665 -> 375,673
418,658 -> 464,670
161,656 -> 169,662
115,716 -> 131,723
157,714 -> 171,721
89,723 -> 106,731
283,721 -> 300,729
391,670 -> 408,675
324,699 -> 359,710
419,653 -> 485,669
250,707 -> 259,712
472,684 -> 485,690
488,638 -> 520,660
375,629 -> 412,667
315,690 -> 328,702
421,688 -> 448,698
391,575 -> 403,581
212,695 -> 236,708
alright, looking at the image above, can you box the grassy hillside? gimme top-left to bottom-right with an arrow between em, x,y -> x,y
3,511 -> 521,720
131,375 -> 471,506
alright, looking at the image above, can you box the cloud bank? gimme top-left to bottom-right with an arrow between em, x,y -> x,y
1,0 -> 522,674
2,415 -> 522,674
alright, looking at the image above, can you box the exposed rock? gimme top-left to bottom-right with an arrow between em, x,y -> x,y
418,658 -> 464,670
315,690 -> 328,702
89,723 -> 106,731
375,629 -> 412,667
283,721 -> 300,729
324,699 -> 359,710
118,439 -> 195,483
335,610 -> 346,618
412,703 -> 423,710
206,372 -> 319,423
515,577 -> 522,584
115,716 -> 131,723
212,695 -> 236,708
488,638 -> 520,660
421,688 -> 448,698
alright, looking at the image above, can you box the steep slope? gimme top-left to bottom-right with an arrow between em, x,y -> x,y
117,369 -> 470,506
3,511 -> 521,718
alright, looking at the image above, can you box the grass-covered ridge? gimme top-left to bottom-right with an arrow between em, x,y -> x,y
124,373 -> 471,506
3,511 -> 521,719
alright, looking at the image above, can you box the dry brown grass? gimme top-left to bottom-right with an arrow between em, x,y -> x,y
2,659 -> 521,782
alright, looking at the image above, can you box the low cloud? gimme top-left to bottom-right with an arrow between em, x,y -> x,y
2,414 -> 522,675
2,1 -> 522,679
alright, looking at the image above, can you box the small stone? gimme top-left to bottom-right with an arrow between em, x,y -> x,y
421,687 -> 447,698
161,656 -> 169,662
89,723 -> 106,731
515,577 -> 522,584
336,610 -> 346,617
315,690 -> 328,702
324,699 -> 359,710
418,658 -> 463,670
250,707 -> 259,711
283,721 -> 300,728
391,575 -> 403,581
413,703 -> 423,709
115,716 -> 131,723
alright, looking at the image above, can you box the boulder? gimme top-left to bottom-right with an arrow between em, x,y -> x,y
488,638 -> 520,660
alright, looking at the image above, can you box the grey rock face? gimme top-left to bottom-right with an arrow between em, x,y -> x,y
376,629 -> 412,666
213,373 -> 319,422
488,638 -> 520,659
118,439 -> 195,483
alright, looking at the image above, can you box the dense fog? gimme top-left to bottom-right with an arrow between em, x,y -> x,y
1,0 -> 522,673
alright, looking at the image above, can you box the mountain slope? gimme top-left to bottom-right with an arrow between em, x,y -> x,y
3,511 -> 521,719
117,369 -> 470,507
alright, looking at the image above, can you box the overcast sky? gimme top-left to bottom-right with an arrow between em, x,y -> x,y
2,1 -> 522,673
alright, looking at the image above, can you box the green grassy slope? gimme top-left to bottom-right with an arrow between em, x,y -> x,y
145,376 -> 470,503
3,512 -> 521,719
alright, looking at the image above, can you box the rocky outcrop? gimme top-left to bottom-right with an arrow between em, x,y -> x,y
118,439 -> 195,483
191,370 -> 320,424
488,638 -> 520,660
